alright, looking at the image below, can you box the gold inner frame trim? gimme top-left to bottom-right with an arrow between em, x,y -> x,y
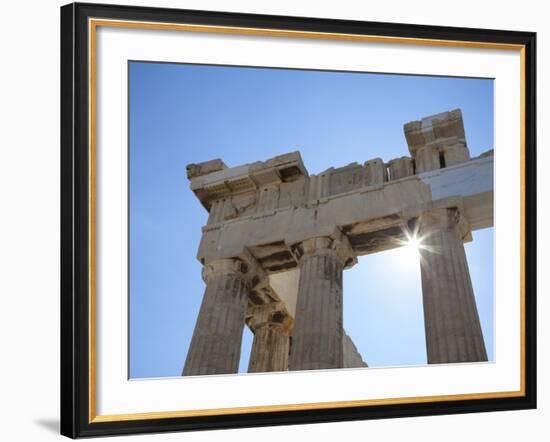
88,17 -> 527,424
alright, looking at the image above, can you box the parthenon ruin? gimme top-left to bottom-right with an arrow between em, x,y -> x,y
182,109 -> 492,376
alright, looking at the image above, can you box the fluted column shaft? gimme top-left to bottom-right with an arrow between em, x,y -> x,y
289,237 -> 345,371
419,208 -> 488,364
248,305 -> 291,373
182,259 -> 249,376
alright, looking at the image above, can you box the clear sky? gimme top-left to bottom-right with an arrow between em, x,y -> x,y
129,61 -> 494,378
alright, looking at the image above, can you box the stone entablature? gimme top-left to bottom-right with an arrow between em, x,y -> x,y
191,154 -> 492,272
187,109 -> 492,277
187,110 -> 475,226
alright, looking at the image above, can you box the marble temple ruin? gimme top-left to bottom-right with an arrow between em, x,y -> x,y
182,109 -> 492,376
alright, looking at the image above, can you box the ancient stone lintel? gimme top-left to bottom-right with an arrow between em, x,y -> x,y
340,213 -> 409,256
248,241 -> 296,274
196,151 -> 495,265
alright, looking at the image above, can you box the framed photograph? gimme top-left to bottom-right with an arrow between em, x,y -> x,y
60,2 -> 536,438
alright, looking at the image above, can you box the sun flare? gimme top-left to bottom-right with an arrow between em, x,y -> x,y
405,235 -> 422,254
396,232 -> 426,263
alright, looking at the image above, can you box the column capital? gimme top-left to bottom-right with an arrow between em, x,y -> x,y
246,302 -> 293,334
202,249 -> 270,287
201,258 -> 248,283
418,206 -> 471,240
289,229 -> 357,269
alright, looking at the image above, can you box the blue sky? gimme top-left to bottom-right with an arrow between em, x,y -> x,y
129,61 -> 494,378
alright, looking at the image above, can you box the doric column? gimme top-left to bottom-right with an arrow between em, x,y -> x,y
418,208 -> 488,364
289,235 -> 355,371
247,303 -> 292,373
182,258 -> 250,376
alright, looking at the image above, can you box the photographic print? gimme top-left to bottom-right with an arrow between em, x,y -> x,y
128,63 -> 494,378
61,3 -> 535,437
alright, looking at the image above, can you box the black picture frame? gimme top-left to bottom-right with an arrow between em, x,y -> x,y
60,2 -> 537,438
